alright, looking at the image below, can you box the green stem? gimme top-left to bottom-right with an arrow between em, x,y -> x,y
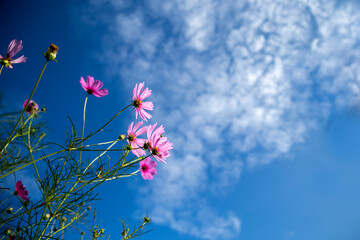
83,140 -> 119,174
80,140 -> 122,148
0,65 -> 3,78
35,206 -> 48,236
37,181 -> 80,239
0,195 -> 11,206
1,60 -> 49,155
27,116 -> 41,182
122,154 -> 151,168
90,170 -> 139,182
0,203 -> 45,225
79,95 -> 89,168
85,104 -> 132,141
0,149 -> 66,180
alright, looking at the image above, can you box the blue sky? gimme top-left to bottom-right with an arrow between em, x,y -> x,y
2,0 -> 360,239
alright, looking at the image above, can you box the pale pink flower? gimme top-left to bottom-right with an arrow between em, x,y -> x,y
14,181 -> 29,201
127,121 -> 148,157
139,157 -> 157,180
145,123 -> 173,163
132,82 -> 153,121
23,99 -> 39,114
80,76 -> 108,97
0,39 -> 27,68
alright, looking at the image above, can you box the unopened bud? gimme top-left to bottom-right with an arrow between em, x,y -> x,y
99,229 -> 105,235
126,144 -> 132,150
6,207 -> 13,214
54,227 -> 58,231
119,134 -> 126,140
81,231 -> 85,236
5,228 -> 11,235
43,213 -> 50,220
41,107 -> 46,112
61,216 -> 67,222
87,206 -> 91,211
45,44 -> 59,61
144,217 -> 150,223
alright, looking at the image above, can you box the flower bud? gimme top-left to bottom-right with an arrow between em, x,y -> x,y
121,228 -> 130,237
45,44 -> 59,61
87,206 -> 91,211
6,207 -> 13,214
43,213 -> 50,220
118,134 -> 126,140
54,227 -> 58,232
126,144 -> 133,150
144,217 -> 150,223
61,216 -> 67,222
81,231 -> 85,236
41,107 -> 46,112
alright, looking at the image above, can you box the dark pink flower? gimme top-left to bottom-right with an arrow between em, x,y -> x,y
0,39 -> 27,68
23,99 -> 39,114
127,121 -> 148,157
132,82 -> 153,121
14,181 -> 29,201
80,76 -> 108,97
139,157 -> 157,180
145,123 -> 173,163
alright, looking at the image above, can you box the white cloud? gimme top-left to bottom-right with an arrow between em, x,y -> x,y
81,0 -> 360,239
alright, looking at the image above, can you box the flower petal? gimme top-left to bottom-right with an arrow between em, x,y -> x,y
80,77 -> 88,91
11,55 -> 27,64
86,76 -> 94,87
141,101 -> 154,111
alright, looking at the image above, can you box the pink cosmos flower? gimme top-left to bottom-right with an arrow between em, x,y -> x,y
145,123 -> 173,163
139,157 -> 157,180
132,82 -> 153,121
0,39 -> 27,68
127,121 -> 148,157
15,181 -> 29,201
80,76 -> 108,97
23,99 -> 39,114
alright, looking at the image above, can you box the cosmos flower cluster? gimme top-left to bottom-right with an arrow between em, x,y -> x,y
79,77 -> 172,180
126,82 -> 173,180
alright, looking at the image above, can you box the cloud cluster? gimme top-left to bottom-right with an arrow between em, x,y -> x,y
81,0 -> 360,239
